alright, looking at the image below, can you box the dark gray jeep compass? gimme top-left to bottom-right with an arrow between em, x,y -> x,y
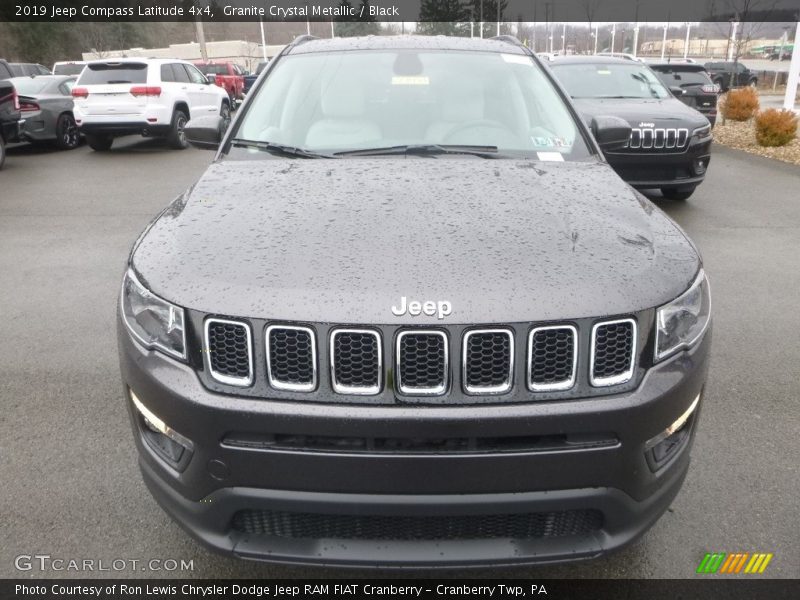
118,35 -> 712,567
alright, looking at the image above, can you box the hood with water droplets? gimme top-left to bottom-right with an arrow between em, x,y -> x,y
132,157 -> 700,324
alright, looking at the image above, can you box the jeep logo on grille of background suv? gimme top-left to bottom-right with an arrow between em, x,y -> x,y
391,296 -> 453,319
628,127 -> 689,149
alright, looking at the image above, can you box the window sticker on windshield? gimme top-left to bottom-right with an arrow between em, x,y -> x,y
502,54 -> 531,65
537,152 -> 564,161
391,76 -> 429,86
531,136 -> 569,148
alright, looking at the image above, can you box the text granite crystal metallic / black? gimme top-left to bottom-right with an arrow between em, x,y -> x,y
547,56 -> 714,202
117,35 -> 712,567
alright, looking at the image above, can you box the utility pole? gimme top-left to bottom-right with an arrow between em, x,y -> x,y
684,23 -> 692,60
480,0 -> 484,39
594,24 -> 599,54
728,20 -> 739,61
194,18 -> 208,61
633,24 -> 640,58
783,21 -> 800,110
661,22 -> 669,60
259,18 -> 267,61
562,23 -> 567,53
611,23 -> 616,54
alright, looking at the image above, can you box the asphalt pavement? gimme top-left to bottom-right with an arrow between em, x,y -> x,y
1,138 -> 798,579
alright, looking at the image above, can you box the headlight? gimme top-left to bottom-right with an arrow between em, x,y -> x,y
692,124 -> 712,141
121,269 -> 186,360
654,270 -> 711,362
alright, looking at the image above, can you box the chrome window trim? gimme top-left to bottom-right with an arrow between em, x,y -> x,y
462,328 -> 514,395
527,325 -> 577,392
396,329 -> 449,396
203,318 -> 254,387
330,328 -> 382,396
590,318 -> 637,387
265,324 -> 318,392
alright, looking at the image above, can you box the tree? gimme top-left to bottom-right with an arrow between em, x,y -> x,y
466,0 -> 509,38
335,0 -> 381,37
417,0 -> 469,36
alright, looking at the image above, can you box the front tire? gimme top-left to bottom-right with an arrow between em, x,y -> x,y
661,186 -> 696,201
55,113 -> 80,150
220,101 -> 231,129
86,133 -> 113,151
167,110 -> 189,150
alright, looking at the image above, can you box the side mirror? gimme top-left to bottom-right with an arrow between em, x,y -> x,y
185,115 -> 225,150
669,86 -> 686,96
591,116 -> 631,151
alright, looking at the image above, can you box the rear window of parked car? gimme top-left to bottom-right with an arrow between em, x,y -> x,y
78,63 -> 147,85
196,64 -> 229,75
651,68 -> 713,87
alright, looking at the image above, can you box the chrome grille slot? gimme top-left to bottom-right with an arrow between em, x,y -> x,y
396,330 -> 448,395
330,329 -> 382,395
590,318 -> 636,387
628,127 -> 689,151
528,325 -> 577,391
462,329 -> 513,394
266,325 -> 317,391
204,318 -> 253,386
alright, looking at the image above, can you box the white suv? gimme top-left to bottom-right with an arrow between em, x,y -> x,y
72,58 -> 230,151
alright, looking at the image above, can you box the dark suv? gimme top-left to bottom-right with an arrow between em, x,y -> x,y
549,56 -> 713,200
649,62 -> 719,127
118,35 -> 711,568
0,59 -> 23,169
704,61 -> 758,91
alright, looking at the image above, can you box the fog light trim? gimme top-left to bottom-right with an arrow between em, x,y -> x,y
130,389 -> 193,451
645,393 -> 700,450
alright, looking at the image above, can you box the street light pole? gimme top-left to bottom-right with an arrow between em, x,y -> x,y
259,18 -> 267,61
661,22 -> 669,60
783,21 -> 800,111
684,23 -> 692,60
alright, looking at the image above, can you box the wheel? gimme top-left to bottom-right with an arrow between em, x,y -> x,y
220,102 -> 231,129
86,134 -> 113,151
54,113 -> 80,150
167,110 -> 189,149
0,136 -> 6,170
661,186 -> 696,201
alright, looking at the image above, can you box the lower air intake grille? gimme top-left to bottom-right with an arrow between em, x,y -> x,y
463,329 -> 513,394
591,319 -> 636,386
205,319 -> 252,386
266,325 -> 316,391
231,508 -> 604,540
396,331 -> 448,395
331,329 -> 381,394
528,326 -> 576,391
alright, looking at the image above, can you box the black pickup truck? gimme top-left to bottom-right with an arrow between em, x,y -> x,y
1,59 -> 23,169
703,61 -> 758,91
243,61 -> 268,95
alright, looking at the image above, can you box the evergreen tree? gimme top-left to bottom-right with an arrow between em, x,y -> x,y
417,0 -> 469,36
335,0 -> 381,37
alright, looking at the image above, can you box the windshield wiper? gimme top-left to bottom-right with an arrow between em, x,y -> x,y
231,139 -> 335,158
334,144 -> 501,158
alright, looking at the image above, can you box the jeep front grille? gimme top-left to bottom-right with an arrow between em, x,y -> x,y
396,330 -> 448,396
590,319 -> 637,386
266,325 -> 317,391
463,329 -> 513,394
330,329 -> 382,395
627,127 -> 689,151
528,325 -> 577,391
204,318 -> 253,386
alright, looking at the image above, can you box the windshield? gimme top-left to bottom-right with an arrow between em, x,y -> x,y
235,49 -> 590,159
551,62 -> 670,99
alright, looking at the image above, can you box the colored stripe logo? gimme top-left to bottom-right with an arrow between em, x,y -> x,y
697,552 -> 773,574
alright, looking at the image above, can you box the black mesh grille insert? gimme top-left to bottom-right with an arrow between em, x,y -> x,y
529,327 -> 575,389
464,330 -> 512,392
267,326 -> 315,389
332,330 -> 380,392
232,508 -> 604,540
592,320 -> 635,382
206,320 -> 251,382
397,332 -> 447,393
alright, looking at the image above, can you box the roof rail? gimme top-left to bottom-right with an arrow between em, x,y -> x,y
291,34 -> 319,47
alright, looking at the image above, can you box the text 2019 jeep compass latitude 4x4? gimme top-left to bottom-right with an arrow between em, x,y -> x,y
118,36 -> 711,567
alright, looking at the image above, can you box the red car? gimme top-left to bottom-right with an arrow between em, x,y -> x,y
193,61 -> 245,102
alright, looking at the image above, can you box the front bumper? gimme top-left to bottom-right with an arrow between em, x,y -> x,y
606,136 -> 713,189
119,317 -> 711,567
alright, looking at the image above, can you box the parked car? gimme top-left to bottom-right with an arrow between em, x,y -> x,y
72,58 -> 231,151
193,61 -> 245,102
10,76 -> 80,149
703,61 -> 758,91
53,61 -> 87,76
9,62 -> 51,77
118,35 -> 711,567
550,56 -> 712,200
649,63 -> 719,127
243,61 -> 269,95
0,59 -> 23,169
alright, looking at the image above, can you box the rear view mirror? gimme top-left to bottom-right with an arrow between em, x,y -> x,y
590,116 -> 631,151
185,116 -> 226,150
